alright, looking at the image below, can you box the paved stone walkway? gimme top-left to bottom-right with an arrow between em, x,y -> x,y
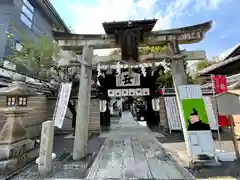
86,112 -> 195,180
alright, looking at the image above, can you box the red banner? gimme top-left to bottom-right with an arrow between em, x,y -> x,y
212,75 -> 230,127
212,75 -> 228,94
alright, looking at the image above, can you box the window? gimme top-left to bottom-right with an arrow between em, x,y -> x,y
21,0 -> 34,28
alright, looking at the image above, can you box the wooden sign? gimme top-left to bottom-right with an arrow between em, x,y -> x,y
116,72 -> 140,87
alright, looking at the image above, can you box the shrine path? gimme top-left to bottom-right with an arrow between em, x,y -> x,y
86,112 -> 195,180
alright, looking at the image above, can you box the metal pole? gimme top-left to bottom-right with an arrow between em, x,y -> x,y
211,74 -> 222,150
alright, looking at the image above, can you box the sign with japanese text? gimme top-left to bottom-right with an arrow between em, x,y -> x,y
53,82 -> 72,129
212,75 -> 228,94
116,72 -> 140,87
164,97 -> 182,131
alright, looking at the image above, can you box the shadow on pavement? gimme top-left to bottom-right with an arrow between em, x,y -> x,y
156,129 -> 240,180
10,133 -> 105,180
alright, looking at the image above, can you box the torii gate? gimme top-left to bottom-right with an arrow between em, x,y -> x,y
53,19 -> 212,160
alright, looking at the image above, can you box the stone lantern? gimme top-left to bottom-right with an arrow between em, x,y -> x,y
0,75 -> 39,176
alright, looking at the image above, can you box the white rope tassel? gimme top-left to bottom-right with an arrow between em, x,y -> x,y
152,62 -> 156,76
97,63 -> 101,77
140,64 -> 146,77
116,61 -> 121,75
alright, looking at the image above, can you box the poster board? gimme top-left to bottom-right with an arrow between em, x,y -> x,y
164,97 -> 182,131
179,85 -> 215,156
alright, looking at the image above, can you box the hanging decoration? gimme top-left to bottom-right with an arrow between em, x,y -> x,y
97,63 -> 101,77
99,100 -> 107,112
140,64 -> 146,77
128,64 -> 133,76
151,62 -> 156,76
116,61 -> 121,75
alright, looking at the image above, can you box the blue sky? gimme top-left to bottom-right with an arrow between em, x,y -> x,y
50,0 -> 239,59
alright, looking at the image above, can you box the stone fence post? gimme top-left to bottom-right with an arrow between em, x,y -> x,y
38,120 -> 54,177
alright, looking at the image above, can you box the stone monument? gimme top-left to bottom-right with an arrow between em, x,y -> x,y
0,75 -> 39,176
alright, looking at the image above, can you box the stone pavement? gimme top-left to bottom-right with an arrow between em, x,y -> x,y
86,112 -> 195,180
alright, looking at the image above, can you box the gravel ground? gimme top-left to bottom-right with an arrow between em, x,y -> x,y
157,130 -> 240,180
8,133 -> 105,180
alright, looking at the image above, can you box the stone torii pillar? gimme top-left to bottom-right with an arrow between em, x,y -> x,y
168,39 -> 190,146
73,45 -> 93,160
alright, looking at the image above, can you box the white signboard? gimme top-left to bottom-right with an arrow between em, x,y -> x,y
108,89 -> 114,97
136,88 -> 142,96
122,89 -> 129,96
116,72 -> 140,87
203,96 -> 218,130
114,89 -> 121,97
53,83 -> 72,129
164,97 -> 182,131
179,85 -> 215,156
129,89 -> 136,96
142,88 -> 150,96
107,88 -> 150,97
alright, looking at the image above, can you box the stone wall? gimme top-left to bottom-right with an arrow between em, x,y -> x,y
0,95 -> 101,139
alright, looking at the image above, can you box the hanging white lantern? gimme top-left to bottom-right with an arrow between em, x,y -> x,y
152,98 -> 160,111
100,100 -> 107,112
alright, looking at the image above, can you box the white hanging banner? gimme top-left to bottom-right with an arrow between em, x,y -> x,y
203,96 -> 218,130
108,89 -> 114,97
53,82 -> 72,129
142,88 -> 150,96
116,72 -> 140,87
114,89 -> 121,97
179,85 -> 215,156
121,89 -> 129,96
164,97 -> 182,131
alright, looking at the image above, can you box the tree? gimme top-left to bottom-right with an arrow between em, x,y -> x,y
196,59 -> 216,72
4,27 -> 79,129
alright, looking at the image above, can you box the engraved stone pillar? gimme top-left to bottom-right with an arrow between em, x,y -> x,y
38,121 -> 54,177
0,75 -> 39,176
73,45 -> 93,160
168,40 -> 190,150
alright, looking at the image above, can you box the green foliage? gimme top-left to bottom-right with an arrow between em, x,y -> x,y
4,27 -> 62,82
196,59 -> 216,72
139,45 -> 168,54
110,45 -> 168,55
